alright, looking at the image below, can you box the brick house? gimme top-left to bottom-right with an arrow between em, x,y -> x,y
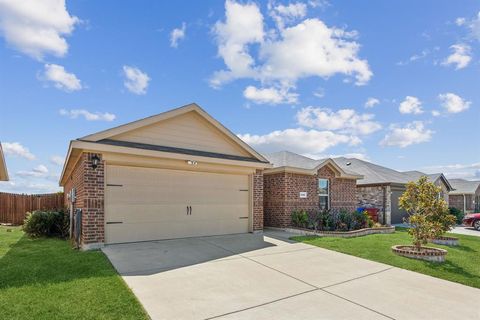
333,158 -> 453,225
448,179 -> 480,213
262,151 -> 362,228
60,104 -> 270,249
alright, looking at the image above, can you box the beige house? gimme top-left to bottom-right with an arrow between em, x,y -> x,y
60,103 -> 270,249
0,143 -> 8,181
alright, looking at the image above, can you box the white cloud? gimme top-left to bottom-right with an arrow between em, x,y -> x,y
364,97 -> 379,108
1,142 -> 35,160
455,17 -> 466,26
0,179 -> 61,194
41,64 -> 82,92
431,110 -> 441,117
399,96 -> 423,114
0,0 -> 79,60
50,155 -> 64,166
296,106 -> 381,135
211,0 -> 264,88
269,2 -> 307,29
259,19 -> 371,86
59,109 -> 116,121
243,85 -> 298,104
422,162 -> 480,181
442,44 -> 471,70
457,12 -> 480,41
313,87 -> 325,98
211,1 -> 372,96
170,22 -> 186,48
438,92 -> 471,113
380,121 -> 433,148
17,164 -> 49,178
238,128 -> 360,155
122,65 -> 150,95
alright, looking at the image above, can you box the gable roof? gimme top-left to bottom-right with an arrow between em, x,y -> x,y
332,157 -> 408,185
60,103 -> 270,185
263,151 -> 362,179
79,103 -> 268,162
449,179 -> 480,195
402,171 -> 453,191
0,142 -> 8,181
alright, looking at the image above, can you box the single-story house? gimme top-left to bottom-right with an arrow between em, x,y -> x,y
448,179 -> 480,213
60,103 -> 271,249
333,158 -> 453,225
0,142 -> 8,181
262,151 -> 363,228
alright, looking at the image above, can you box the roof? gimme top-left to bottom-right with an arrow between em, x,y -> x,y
402,171 -> 453,191
60,103 -> 271,185
332,157 -> 409,186
263,151 -> 362,179
0,142 -> 8,181
449,179 -> 480,195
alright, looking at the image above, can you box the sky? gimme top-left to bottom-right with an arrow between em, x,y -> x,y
0,0 -> 479,194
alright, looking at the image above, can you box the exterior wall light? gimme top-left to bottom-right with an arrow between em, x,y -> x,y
187,160 -> 198,165
91,154 -> 100,169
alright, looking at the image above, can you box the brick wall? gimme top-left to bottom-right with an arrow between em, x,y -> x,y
252,169 -> 264,231
263,165 -> 358,228
356,185 -> 392,225
64,152 -> 104,249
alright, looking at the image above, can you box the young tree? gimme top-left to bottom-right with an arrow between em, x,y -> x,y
399,176 -> 455,251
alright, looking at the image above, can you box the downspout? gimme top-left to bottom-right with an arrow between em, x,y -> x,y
382,186 -> 387,225
463,194 -> 466,213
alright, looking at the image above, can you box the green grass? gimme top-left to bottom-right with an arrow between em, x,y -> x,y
292,228 -> 480,289
0,226 -> 148,320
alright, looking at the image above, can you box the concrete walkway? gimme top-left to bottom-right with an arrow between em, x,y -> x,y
103,231 -> 480,320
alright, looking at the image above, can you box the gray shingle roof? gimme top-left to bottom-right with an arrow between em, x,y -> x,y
448,179 -> 480,195
263,151 -> 369,178
332,157 -> 410,185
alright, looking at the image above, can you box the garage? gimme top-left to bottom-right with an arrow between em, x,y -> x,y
105,165 -> 250,244
390,189 -> 408,224
60,103 -> 270,249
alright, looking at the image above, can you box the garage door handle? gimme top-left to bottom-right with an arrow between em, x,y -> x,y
187,206 -> 192,215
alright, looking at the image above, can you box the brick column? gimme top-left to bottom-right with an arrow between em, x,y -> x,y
252,169 -> 264,231
81,153 -> 105,249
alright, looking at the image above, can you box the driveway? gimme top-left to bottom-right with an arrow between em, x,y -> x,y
103,231 -> 479,320
450,226 -> 480,237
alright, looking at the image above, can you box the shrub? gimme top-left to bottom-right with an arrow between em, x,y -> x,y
449,207 -> 464,225
23,210 -> 69,238
291,210 -> 309,228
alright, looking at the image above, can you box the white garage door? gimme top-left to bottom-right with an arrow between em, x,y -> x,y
105,165 -> 250,244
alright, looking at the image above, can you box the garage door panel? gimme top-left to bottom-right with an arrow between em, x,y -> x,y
105,165 -> 250,244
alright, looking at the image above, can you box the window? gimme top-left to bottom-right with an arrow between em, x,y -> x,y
318,178 -> 329,210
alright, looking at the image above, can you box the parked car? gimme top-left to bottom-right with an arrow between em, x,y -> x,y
463,213 -> 480,231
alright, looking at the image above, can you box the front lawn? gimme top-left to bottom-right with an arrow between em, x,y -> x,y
0,226 -> 148,320
292,227 -> 480,289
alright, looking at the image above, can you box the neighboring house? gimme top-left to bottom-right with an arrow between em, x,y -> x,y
333,158 -> 453,225
60,103 -> 270,249
0,143 -> 8,181
262,151 -> 362,228
448,179 -> 480,213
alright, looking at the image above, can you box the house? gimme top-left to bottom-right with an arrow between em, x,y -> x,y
448,179 -> 480,213
262,151 -> 363,228
59,103 -> 271,249
333,158 -> 453,225
0,143 -> 8,181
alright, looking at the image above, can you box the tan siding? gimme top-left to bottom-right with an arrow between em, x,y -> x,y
109,111 -> 250,157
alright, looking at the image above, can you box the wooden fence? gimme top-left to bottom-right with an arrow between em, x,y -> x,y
0,192 -> 64,225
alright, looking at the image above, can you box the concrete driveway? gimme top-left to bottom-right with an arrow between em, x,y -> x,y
103,230 -> 480,320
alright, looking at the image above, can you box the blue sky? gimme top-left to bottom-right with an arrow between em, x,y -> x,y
0,0 -> 479,193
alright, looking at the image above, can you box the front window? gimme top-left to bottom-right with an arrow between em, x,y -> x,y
318,178 -> 329,210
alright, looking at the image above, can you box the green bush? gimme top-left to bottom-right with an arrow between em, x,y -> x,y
23,210 -> 69,238
291,210 -> 309,228
449,207 -> 464,225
